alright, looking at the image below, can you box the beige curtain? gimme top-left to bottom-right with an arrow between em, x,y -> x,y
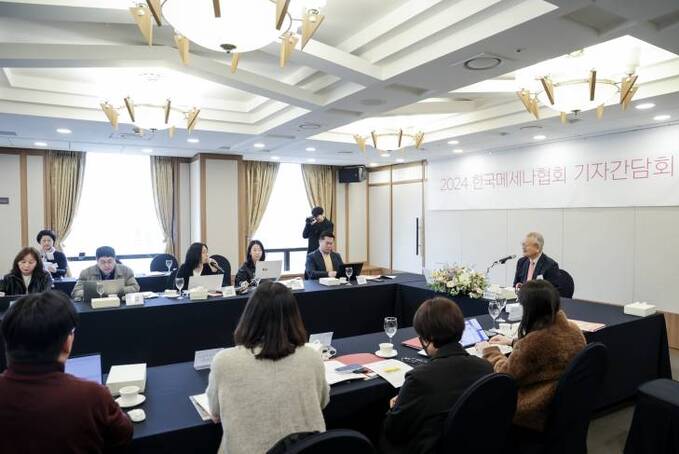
301,164 -> 337,224
45,151 -> 86,251
244,161 -> 279,241
150,156 -> 177,255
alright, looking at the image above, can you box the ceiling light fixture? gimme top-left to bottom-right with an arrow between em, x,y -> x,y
353,128 -> 425,154
142,148 -> 153,153
34,141 -> 47,147
380,153 -> 391,158
100,97 -> 199,139
56,128 -> 72,134
368,162 -> 378,167
305,147 -> 316,151
635,102 -> 655,110
464,56 -> 502,71
187,138 -> 200,143
447,140 -> 459,145
533,135 -> 547,140
254,143 -> 266,148
130,0 -> 327,71
452,148 -> 464,154
271,155 -> 280,160
396,158 -> 405,163
654,114 -> 671,121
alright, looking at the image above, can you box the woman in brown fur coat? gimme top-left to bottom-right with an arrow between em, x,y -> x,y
479,280 -> 586,431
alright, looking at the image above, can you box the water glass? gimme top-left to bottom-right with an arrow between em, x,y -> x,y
488,301 -> 501,330
175,277 -> 185,299
384,317 -> 398,344
96,282 -> 104,298
165,259 -> 172,272
346,266 -> 354,282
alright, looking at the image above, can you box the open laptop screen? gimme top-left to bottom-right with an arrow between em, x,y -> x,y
65,354 -> 102,385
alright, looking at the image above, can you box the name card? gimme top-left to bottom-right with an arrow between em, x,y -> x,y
289,279 -> 305,291
125,293 -> 145,306
221,286 -> 236,297
193,348 -> 224,370
356,276 -> 368,285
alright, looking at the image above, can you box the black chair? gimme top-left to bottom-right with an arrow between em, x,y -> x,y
150,254 -> 178,272
558,269 -> 575,298
210,254 -> 231,286
270,429 -> 375,454
438,373 -> 518,454
518,342 -> 608,454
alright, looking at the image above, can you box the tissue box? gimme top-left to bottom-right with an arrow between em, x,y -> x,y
106,363 -> 147,396
91,296 -> 120,309
189,287 -> 209,300
506,303 -> 523,322
501,287 -> 518,300
624,302 -> 656,317
319,278 -> 340,286
125,293 -> 145,306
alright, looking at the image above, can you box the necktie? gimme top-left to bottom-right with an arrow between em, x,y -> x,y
323,253 -> 334,273
526,260 -> 536,281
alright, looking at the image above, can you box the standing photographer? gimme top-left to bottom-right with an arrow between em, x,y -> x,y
303,206 -> 334,254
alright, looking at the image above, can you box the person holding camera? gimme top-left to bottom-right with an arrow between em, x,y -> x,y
302,206 -> 333,254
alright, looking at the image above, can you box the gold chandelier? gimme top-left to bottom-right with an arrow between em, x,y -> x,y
353,129 -> 425,153
100,97 -> 200,138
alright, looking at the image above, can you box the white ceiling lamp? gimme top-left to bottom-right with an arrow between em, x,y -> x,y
635,102 -> 655,110
253,143 -> 266,148
533,135 -> 547,140
271,155 -> 281,160
56,128 -> 72,134
305,147 -> 316,151
654,114 -> 671,121
353,129 -> 424,154
515,46 -> 641,121
447,140 -> 459,145
187,137 -> 200,143
100,97 -> 199,138
396,158 -> 405,163
34,141 -> 47,147
452,148 -> 463,154
130,0 -> 326,71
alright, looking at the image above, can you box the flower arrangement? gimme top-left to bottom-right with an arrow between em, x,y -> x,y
429,265 -> 488,299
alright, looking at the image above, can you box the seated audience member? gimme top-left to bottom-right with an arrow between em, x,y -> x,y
71,246 -> 139,299
176,242 -> 221,291
304,231 -> 344,279
207,281 -> 329,454
36,229 -> 68,279
0,291 -> 133,453
235,240 -> 266,287
513,232 -> 561,291
382,298 -> 493,453
0,247 -> 53,295
478,280 -> 586,431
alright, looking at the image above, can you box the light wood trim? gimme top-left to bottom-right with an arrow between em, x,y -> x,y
198,153 -> 242,161
664,312 -> 679,349
173,159 -> 181,259
367,182 -> 391,187
344,182 -> 349,262
0,147 -> 45,156
365,179 -> 369,265
200,155 -> 207,243
237,159 -> 246,263
43,153 -> 50,230
19,151 -> 28,247
389,166 -> 393,272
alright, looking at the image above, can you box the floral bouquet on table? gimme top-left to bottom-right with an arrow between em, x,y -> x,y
429,265 -> 488,299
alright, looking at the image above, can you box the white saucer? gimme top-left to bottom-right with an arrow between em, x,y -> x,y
116,394 -> 146,408
163,293 -> 180,299
374,350 -> 398,358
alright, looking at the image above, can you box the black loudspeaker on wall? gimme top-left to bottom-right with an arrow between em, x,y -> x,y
339,166 -> 367,183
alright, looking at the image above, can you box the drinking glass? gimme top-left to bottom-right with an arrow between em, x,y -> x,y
345,266 -> 353,283
96,282 -> 104,299
175,277 -> 185,299
165,259 -> 172,272
384,317 -> 398,344
488,301 -> 501,330
497,298 -> 508,322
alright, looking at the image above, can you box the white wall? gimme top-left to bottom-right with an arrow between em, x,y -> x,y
369,185 -> 391,267
347,180 -> 368,263
0,153 -> 21,268
204,158 -> 239,269
335,181 -> 347,258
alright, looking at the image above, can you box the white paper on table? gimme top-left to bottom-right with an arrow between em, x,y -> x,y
361,275 -> 382,281
466,345 -> 513,358
141,292 -> 158,299
367,359 -> 412,388
383,275 -> 397,279
324,360 -> 367,385
189,393 -> 213,421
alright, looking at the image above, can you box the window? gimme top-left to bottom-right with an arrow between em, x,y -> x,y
254,163 -> 311,273
63,152 -> 166,275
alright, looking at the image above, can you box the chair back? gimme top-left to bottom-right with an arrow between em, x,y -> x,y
558,269 -> 575,298
438,373 -> 517,454
271,429 -> 375,454
150,254 -> 178,272
540,342 -> 608,454
210,254 -> 231,286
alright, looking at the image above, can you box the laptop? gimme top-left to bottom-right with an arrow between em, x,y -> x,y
0,295 -> 19,312
337,262 -> 364,281
83,279 -> 125,304
65,354 -> 103,384
460,318 -> 489,347
255,260 -> 282,282
188,274 -> 224,291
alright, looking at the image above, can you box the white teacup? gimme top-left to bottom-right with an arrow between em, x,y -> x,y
379,342 -> 394,356
119,385 -> 141,405
339,277 -> 347,284
164,289 -> 178,296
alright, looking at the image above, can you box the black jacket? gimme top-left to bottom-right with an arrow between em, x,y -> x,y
0,271 -> 54,296
304,250 -> 344,280
234,262 -> 255,287
382,343 -> 494,454
302,218 -> 334,253
513,253 -> 561,290
41,250 -> 68,279
175,263 -> 220,291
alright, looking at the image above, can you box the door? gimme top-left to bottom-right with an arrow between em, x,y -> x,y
392,182 -> 423,273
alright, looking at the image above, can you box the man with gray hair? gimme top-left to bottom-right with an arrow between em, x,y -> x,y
513,232 -> 561,291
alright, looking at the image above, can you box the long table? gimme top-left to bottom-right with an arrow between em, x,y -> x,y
52,273 -> 173,295
129,298 -> 671,453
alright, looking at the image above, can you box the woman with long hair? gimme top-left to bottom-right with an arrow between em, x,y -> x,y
235,240 -> 266,287
0,247 -> 54,295
175,242 -> 220,291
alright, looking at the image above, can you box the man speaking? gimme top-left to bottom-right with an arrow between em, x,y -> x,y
513,232 -> 561,291
303,206 -> 334,254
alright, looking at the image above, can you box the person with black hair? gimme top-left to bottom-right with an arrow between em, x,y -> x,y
175,242 -> 221,291
206,281 -> 329,454
235,240 -> 266,287
478,280 -> 586,431
36,229 -> 68,278
0,247 -> 54,295
304,231 -> 344,279
0,291 -> 133,453
382,297 -> 493,454
302,206 -> 333,254
71,246 -> 139,300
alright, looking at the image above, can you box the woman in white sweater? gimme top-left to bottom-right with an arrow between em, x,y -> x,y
207,281 -> 330,454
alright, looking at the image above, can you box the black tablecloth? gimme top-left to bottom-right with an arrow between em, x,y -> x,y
53,273 -> 173,295
624,379 -> 679,454
128,300 -> 670,453
396,280 -> 490,324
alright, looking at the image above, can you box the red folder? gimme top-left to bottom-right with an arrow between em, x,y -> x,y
401,337 -> 422,350
335,353 -> 382,365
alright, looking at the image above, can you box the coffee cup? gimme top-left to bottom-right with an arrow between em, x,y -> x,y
119,385 -> 140,406
164,289 -> 178,296
379,342 -> 394,356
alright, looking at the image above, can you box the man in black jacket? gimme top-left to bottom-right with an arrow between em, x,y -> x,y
513,231 -> 561,291
302,206 -> 334,254
304,232 -> 343,280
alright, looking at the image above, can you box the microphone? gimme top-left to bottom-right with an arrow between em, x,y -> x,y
209,259 -> 225,273
496,254 -> 517,264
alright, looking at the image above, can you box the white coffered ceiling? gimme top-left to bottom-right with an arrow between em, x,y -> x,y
0,0 -> 678,166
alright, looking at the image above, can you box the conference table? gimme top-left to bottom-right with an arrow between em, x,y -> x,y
128,297 -> 671,453
52,273 -> 172,295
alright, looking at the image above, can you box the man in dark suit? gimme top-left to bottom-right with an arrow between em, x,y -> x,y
382,298 -> 493,453
302,206 -> 334,254
304,231 -> 344,280
513,232 -> 561,291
